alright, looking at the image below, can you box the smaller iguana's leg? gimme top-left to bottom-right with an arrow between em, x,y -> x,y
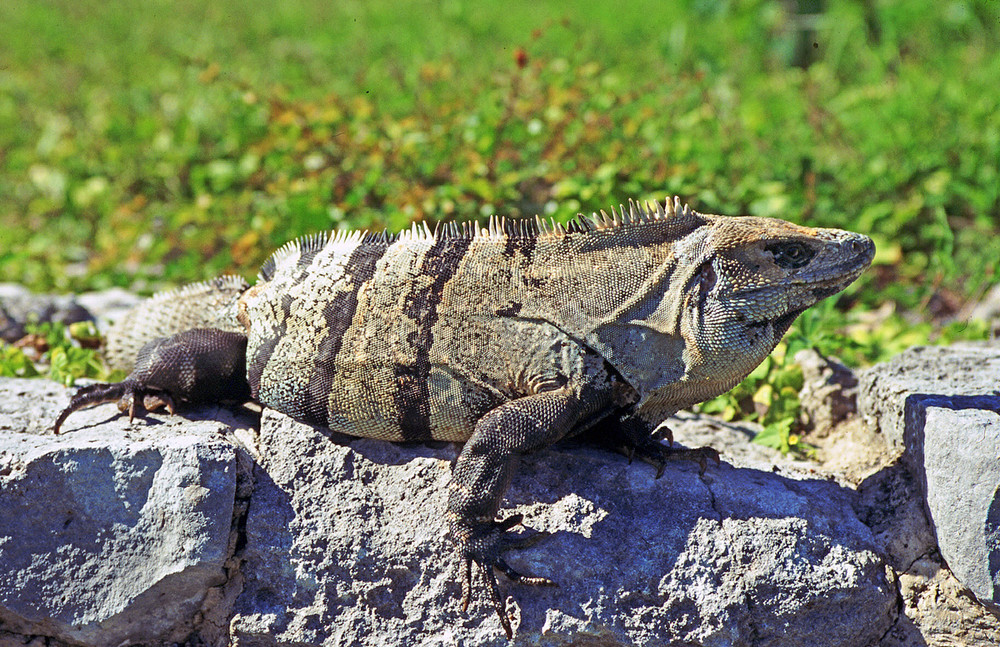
448,387 -> 602,638
54,328 -> 250,434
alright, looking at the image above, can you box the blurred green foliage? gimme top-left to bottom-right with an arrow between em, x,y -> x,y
1,1 -> 997,451
2,0 -> 997,303
0,321 -> 122,385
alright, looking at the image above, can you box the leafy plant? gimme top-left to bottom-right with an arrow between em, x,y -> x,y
0,321 -> 123,386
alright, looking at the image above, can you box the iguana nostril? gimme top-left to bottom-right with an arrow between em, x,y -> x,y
850,238 -> 874,256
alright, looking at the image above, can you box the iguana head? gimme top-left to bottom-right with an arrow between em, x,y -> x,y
672,215 -> 874,382
568,200 -> 874,423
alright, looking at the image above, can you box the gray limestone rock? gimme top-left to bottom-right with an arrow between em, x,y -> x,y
858,343 -> 1000,456
858,343 -> 1000,616
0,284 -> 141,345
795,348 -> 859,433
231,408 -> 895,647
0,369 -> 900,647
0,284 -> 93,342
0,377 -> 247,647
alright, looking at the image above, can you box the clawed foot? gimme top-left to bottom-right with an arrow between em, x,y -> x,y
453,513 -> 556,638
626,438 -> 721,477
618,421 -> 720,478
53,379 -> 175,434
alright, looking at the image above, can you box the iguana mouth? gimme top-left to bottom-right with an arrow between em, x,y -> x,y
793,237 -> 875,288
811,284 -> 846,300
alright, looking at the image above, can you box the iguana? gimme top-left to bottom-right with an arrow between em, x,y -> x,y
53,197 -> 874,638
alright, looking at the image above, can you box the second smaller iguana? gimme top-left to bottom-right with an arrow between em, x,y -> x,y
54,197 -> 874,637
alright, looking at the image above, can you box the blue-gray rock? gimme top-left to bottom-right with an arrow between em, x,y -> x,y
0,377 -> 243,647
232,409 -> 895,647
859,343 -> 1000,617
0,369 -> 900,647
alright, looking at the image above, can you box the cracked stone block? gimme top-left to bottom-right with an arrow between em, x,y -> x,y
859,343 -> 1000,456
921,406 -> 1000,615
859,343 -> 1000,616
0,377 -> 240,647
231,409 -> 895,647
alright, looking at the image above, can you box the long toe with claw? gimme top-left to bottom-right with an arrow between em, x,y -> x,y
628,435 -> 721,477
54,378 -> 165,434
453,514 -> 556,638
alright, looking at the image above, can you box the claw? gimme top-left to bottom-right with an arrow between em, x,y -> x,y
142,392 -> 175,414
53,380 -> 135,434
452,515 -> 556,638
460,557 -> 472,612
495,557 -> 557,587
653,425 -> 674,446
482,563 -> 512,639
695,447 -> 723,475
497,513 -> 523,532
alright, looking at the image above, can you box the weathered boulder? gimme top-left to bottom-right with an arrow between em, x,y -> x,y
859,343 -> 1000,617
0,377 -> 250,647
0,373 -> 899,647
795,348 -> 859,433
231,409 -> 896,647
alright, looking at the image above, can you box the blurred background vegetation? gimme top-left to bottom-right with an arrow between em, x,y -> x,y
1,0 -> 998,443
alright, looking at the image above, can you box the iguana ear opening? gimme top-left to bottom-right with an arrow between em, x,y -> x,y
695,260 -> 718,307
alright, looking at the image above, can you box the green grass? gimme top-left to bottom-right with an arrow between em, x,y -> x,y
2,0 -> 998,300
1,1 -> 998,451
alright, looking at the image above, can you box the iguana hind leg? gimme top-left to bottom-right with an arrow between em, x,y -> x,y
54,328 -> 250,433
448,387 -> 604,638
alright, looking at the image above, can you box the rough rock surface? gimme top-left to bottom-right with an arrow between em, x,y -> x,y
230,409 -> 895,647
858,342 -> 1000,456
795,348 -> 859,433
0,376 -> 898,647
0,377 -> 254,647
859,343 -> 1000,617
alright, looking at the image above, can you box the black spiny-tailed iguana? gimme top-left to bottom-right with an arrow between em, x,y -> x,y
54,197 -> 874,638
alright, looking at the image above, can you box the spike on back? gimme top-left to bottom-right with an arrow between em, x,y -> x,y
260,231 -> 333,281
466,196 -> 699,241
259,198 -> 699,278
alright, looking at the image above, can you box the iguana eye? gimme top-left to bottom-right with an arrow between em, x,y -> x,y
766,241 -> 815,269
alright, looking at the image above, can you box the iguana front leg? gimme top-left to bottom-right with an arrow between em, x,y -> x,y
448,387 -> 607,638
54,328 -> 251,433
610,413 -> 720,477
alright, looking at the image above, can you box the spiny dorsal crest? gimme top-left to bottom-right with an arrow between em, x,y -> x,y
478,195 -> 696,240
258,196 -> 700,279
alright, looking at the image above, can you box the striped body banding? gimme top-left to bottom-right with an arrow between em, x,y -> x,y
236,197 -> 876,443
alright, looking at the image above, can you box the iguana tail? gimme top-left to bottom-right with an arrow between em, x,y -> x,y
104,275 -> 249,371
